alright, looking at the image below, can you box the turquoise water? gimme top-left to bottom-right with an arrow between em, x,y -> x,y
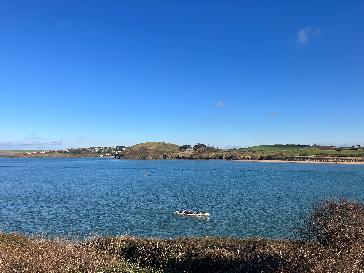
0,158 -> 364,239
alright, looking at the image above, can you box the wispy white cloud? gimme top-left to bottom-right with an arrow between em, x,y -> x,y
57,20 -> 75,28
268,112 -> 279,117
216,100 -> 225,108
295,124 -> 321,129
297,26 -> 320,44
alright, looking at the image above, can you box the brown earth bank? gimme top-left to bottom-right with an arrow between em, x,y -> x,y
1,200 -> 364,273
4,153 -> 364,165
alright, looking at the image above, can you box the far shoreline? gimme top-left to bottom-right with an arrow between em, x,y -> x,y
2,155 -> 364,165
235,159 -> 364,165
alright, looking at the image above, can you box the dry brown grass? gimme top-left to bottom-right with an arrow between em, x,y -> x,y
0,233 -> 154,273
89,236 -> 319,273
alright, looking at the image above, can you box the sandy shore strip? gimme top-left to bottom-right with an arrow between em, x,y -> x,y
235,159 -> 364,165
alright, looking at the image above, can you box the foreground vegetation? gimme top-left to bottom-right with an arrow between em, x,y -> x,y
1,200 -> 364,272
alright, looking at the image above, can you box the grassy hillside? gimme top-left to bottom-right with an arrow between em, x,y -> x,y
116,143 -> 364,161
122,142 -> 180,159
2,143 -> 364,162
245,144 -> 364,156
128,142 -> 180,153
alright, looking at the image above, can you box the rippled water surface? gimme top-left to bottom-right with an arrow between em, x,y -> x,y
1,158 -> 364,238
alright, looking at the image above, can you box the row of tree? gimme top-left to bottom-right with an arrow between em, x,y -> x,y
178,143 -> 219,152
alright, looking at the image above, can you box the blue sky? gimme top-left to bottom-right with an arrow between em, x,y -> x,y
0,0 -> 363,149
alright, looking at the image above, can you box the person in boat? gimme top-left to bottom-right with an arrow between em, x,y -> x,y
178,210 -> 204,215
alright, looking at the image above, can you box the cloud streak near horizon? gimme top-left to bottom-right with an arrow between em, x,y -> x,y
0,140 -> 63,149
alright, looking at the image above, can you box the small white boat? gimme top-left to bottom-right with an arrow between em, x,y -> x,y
174,210 -> 210,217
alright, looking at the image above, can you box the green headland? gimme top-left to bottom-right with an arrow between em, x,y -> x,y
2,142 -> 364,163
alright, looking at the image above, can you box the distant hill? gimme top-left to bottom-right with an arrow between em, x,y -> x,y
121,142 -> 180,159
2,143 -> 364,163
116,143 -> 364,162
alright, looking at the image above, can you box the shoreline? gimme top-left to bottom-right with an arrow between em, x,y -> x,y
1,155 -> 364,165
235,159 -> 364,165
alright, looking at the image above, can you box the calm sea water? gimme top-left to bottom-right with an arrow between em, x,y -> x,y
0,158 -> 363,239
